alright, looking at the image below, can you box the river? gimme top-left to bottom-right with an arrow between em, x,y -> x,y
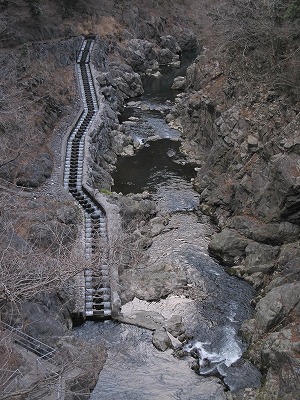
75,54 -> 261,399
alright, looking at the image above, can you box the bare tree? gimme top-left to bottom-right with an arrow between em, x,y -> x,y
208,0 -> 300,98
0,198 -> 105,398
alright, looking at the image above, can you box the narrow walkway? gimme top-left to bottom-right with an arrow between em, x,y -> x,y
63,35 -> 111,319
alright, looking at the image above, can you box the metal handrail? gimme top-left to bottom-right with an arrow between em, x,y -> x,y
0,368 -> 23,389
0,321 -> 56,360
1,321 -> 62,398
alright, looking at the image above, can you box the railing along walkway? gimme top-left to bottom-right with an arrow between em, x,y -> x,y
0,320 -> 59,397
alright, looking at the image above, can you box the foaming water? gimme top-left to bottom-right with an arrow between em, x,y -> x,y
80,322 -> 226,400
186,326 -> 243,374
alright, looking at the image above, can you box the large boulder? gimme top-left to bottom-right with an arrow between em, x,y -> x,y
208,228 -> 252,266
165,315 -> 185,338
159,35 -> 181,54
255,282 -> 300,333
152,328 -> 172,351
110,62 -> 144,98
125,39 -> 158,72
157,48 -> 179,65
222,359 -> 262,392
96,63 -> 143,111
120,260 -> 188,303
243,242 -> 280,274
175,28 -> 197,51
171,76 -> 186,90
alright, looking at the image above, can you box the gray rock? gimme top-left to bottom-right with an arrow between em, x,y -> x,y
157,48 -> 179,65
97,63 -> 144,109
243,242 -> 279,274
110,62 -> 144,98
255,282 -> 300,332
118,194 -> 157,225
165,315 -> 185,338
259,327 -> 300,400
176,28 -> 197,51
146,216 -> 169,237
208,228 -> 251,266
247,135 -> 259,151
171,76 -> 186,90
125,39 -> 157,72
159,35 -> 181,54
221,359 -> 262,392
226,216 -> 300,245
152,328 -> 172,351
120,260 -> 188,302
122,144 -> 135,156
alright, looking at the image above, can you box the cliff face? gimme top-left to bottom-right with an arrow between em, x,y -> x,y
170,2 -> 300,398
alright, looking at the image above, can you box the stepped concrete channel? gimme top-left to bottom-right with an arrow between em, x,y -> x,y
1,36 -> 117,399
64,35 -> 112,319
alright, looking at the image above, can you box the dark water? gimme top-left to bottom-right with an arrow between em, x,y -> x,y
113,51 -> 198,195
119,50 -> 197,120
141,50 -> 197,102
112,139 -> 196,195
183,248 -> 255,372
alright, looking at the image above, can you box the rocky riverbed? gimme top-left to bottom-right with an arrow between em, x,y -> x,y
74,55 -> 262,398
75,203 -> 260,399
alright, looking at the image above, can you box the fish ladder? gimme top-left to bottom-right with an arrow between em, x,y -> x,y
64,35 -> 111,319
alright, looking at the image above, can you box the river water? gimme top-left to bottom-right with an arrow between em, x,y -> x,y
75,55 -> 261,399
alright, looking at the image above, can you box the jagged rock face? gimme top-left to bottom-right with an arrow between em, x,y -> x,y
174,56 -> 300,228
88,27 -> 195,190
173,50 -> 300,399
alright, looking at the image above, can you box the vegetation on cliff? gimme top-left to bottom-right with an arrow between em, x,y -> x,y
171,1 -> 300,399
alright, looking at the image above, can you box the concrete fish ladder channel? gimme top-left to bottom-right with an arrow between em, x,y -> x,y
63,35 -> 111,319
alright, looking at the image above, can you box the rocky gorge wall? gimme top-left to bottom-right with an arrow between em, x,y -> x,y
168,49 -> 300,399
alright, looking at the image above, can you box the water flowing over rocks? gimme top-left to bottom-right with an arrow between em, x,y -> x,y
76,322 -> 227,400
67,29 -> 262,396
